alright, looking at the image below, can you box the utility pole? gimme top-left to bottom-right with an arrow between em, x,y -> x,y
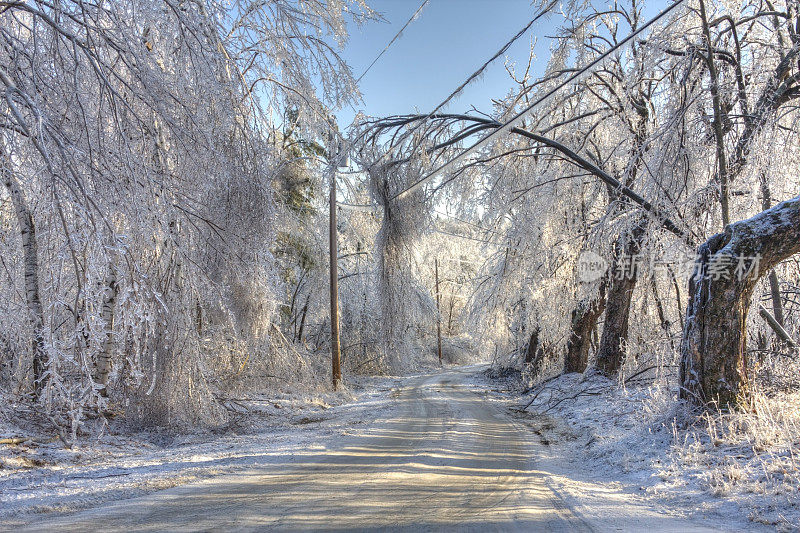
329,136 -> 342,390
435,257 -> 442,366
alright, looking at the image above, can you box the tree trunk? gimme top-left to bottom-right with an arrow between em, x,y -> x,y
296,295 -> 310,344
524,326 -> 545,376
94,266 -> 117,394
1,153 -> 47,397
564,279 -> 607,373
698,0 -> 731,227
650,274 -> 675,353
595,222 -> 646,376
680,196 -> 800,407
759,173 -> 786,329
767,271 -> 785,327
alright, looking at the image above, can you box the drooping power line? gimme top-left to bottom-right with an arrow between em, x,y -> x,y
343,0 -> 560,174
412,0 -> 561,129
356,0 -> 430,84
378,0 -> 560,165
391,0 -> 687,201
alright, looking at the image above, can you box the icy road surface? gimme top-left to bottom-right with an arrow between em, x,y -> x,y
12,368 -> 722,532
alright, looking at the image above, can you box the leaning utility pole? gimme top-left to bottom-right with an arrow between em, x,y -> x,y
435,257 -> 442,366
328,137 -> 342,390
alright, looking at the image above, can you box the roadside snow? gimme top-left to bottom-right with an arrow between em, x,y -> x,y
486,370 -> 798,532
0,375 -> 403,523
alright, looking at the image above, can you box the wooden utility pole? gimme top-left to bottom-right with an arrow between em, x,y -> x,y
435,257 -> 442,366
329,147 -> 342,389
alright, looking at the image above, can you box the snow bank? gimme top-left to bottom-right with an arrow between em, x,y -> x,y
501,372 -> 799,531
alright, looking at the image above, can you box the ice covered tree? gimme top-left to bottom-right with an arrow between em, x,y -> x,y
0,0 -> 372,429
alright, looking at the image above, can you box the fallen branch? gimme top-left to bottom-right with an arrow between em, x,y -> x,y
758,304 -> 798,349
354,358 -> 381,371
539,388 -> 605,415
67,472 -> 131,480
516,374 -> 564,411
0,437 -> 27,445
623,365 -> 661,384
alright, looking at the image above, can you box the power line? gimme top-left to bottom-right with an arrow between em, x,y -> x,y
337,201 -> 375,212
391,0 -> 687,201
413,0 -> 559,126
337,0 -> 560,181
355,0 -> 429,84
377,0 -> 559,165
435,209 -> 503,236
333,0 -> 560,206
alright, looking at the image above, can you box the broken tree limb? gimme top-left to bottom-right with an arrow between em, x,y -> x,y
758,304 -> 798,349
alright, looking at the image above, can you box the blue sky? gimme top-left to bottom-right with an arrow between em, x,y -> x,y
336,1 -> 665,128
337,0 -> 556,127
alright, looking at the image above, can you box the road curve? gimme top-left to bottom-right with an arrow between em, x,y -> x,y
12,368 -> 717,532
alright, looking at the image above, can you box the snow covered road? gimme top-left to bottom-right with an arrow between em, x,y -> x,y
9,368 -> 725,532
